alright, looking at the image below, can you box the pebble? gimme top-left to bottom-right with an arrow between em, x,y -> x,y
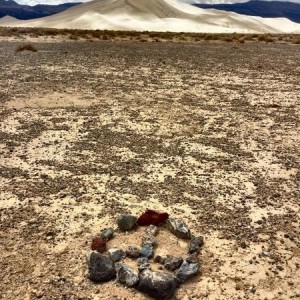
108,248 -> 125,262
164,256 -> 183,271
188,236 -> 204,254
126,246 -> 141,258
137,270 -> 179,300
175,260 -> 200,283
140,243 -> 154,259
116,263 -> 139,287
100,228 -> 115,241
137,257 -> 150,271
166,218 -> 191,239
87,251 -> 116,282
117,214 -> 137,231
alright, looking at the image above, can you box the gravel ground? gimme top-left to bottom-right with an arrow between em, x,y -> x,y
0,39 -> 299,300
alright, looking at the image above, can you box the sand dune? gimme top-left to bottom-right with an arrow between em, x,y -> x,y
1,0 -> 300,33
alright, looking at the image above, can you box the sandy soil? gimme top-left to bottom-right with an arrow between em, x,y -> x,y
0,39 -> 299,300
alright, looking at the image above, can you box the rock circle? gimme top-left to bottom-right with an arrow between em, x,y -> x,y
87,209 -> 204,299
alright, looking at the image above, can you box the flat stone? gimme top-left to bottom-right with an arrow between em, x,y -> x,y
100,228 -> 115,241
87,251 -> 116,282
117,214 -> 137,231
126,246 -> 141,258
140,243 -> 154,259
116,263 -> 139,287
166,218 -> 191,239
188,236 -> 204,254
137,270 -> 179,300
164,256 -> 183,271
108,248 -> 125,263
175,260 -> 200,283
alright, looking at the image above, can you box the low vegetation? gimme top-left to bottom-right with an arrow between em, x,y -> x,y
1,27 -> 300,44
15,43 -> 38,52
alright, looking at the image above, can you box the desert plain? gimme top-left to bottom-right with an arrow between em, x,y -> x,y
0,31 -> 299,299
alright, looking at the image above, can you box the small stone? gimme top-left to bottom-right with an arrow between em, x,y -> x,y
137,270 -> 179,300
100,228 -> 114,241
108,248 -> 125,262
166,218 -> 191,239
164,256 -> 183,271
137,210 -> 169,226
91,237 -> 106,253
140,244 -> 154,259
186,252 -> 199,264
117,214 -> 137,231
87,251 -> 116,282
188,236 -> 204,254
116,263 -> 139,287
126,246 -> 141,258
137,257 -> 150,271
175,260 -> 200,283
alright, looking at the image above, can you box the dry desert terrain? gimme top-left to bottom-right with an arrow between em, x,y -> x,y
0,35 -> 300,299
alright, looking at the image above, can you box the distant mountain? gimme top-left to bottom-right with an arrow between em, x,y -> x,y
194,0 -> 300,23
0,0 -> 82,20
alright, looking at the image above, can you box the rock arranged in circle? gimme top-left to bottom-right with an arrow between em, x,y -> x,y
87,210 -> 204,299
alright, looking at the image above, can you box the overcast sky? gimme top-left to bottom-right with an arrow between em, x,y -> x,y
11,0 -> 300,7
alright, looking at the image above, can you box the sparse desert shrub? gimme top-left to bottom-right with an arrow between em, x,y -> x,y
238,38 -> 245,44
15,44 -> 38,52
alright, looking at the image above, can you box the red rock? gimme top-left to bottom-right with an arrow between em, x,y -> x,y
91,237 -> 107,253
137,210 -> 169,226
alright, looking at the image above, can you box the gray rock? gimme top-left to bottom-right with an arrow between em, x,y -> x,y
137,270 -> 179,300
116,263 -> 139,287
126,246 -> 141,258
140,243 -> 154,258
188,236 -> 204,254
166,218 -> 191,239
117,214 -> 137,231
137,257 -> 150,271
100,227 -> 115,241
87,251 -> 116,282
164,256 -> 183,271
108,248 -> 125,263
175,260 -> 200,283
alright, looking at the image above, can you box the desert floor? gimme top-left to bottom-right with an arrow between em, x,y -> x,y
0,39 -> 299,300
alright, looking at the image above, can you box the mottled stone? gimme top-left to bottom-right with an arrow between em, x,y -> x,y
108,248 -> 125,263
137,270 -> 179,300
164,255 -> 183,271
126,246 -> 141,258
154,255 -> 167,264
166,218 -> 191,239
87,251 -> 116,282
116,263 -> 139,287
175,260 -> 200,283
117,214 -> 137,231
188,236 -> 204,254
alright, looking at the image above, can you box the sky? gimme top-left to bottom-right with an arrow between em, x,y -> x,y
10,0 -> 300,7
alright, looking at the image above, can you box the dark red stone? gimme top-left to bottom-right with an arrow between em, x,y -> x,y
91,237 -> 107,253
137,210 -> 169,226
